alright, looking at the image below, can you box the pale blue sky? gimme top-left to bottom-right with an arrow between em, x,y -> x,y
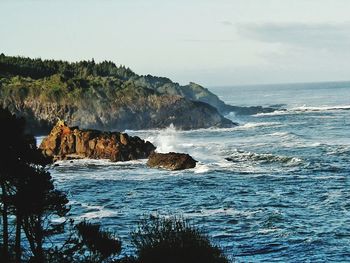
1,0 -> 350,85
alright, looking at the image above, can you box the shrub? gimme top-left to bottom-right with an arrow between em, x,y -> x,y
75,221 -> 122,262
131,215 -> 230,263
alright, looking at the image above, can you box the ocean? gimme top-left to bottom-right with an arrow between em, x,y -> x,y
40,81 -> 350,262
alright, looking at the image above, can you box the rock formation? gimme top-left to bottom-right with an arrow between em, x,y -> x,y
40,120 -> 155,162
147,152 -> 197,170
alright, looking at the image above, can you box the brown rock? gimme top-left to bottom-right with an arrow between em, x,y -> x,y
147,152 -> 197,171
120,133 -> 129,145
40,121 -> 156,162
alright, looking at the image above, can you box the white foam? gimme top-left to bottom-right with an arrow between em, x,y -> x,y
292,105 -> 350,111
184,208 -> 257,218
81,208 -> 118,219
194,163 -> 210,174
253,110 -> 289,117
226,149 -> 303,168
254,105 -> 350,116
147,124 -> 179,153
236,122 -> 281,130
78,203 -> 119,219
53,158 -> 145,167
267,131 -> 291,137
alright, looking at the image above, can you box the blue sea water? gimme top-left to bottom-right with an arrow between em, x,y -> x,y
43,81 -> 350,262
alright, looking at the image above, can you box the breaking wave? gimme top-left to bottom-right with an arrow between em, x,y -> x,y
226,149 -> 303,167
254,104 -> 350,116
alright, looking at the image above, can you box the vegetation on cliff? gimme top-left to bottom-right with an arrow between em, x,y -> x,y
0,54 -> 236,134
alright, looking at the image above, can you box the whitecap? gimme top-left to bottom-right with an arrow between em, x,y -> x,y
52,158 -> 146,167
236,122 -> 282,130
193,163 -> 210,174
254,105 -> 350,117
78,203 -> 119,219
266,131 -> 292,138
253,110 -> 290,117
226,149 -> 303,167
292,105 -> 350,112
81,209 -> 118,219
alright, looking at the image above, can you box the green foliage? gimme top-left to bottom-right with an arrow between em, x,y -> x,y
131,215 -> 230,263
0,53 -> 230,134
0,54 -> 215,110
0,54 -> 135,80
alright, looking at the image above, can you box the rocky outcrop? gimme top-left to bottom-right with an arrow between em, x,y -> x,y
131,78 -> 277,115
147,152 -> 197,170
40,120 -> 155,162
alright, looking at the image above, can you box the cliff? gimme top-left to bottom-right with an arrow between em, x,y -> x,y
0,54 -> 271,134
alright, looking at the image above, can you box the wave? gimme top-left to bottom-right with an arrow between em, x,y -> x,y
127,120 -> 282,135
78,203 -> 119,219
235,122 -> 282,130
265,131 -> 291,137
327,145 -> 350,156
226,150 -> 303,167
293,105 -> 350,112
253,110 -> 290,117
52,158 -> 146,167
254,105 -> 350,116
184,208 -> 245,217
193,163 -> 210,174
145,124 -> 179,153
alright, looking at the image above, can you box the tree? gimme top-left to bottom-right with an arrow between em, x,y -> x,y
0,107 -> 38,261
0,107 -> 69,262
46,220 -> 122,263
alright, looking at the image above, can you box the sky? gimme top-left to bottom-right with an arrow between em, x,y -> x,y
1,0 -> 350,86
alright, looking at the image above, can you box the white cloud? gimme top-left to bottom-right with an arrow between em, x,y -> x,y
237,22 -> 350,52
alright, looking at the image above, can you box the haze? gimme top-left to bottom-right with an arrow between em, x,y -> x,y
1,0 -> 350,86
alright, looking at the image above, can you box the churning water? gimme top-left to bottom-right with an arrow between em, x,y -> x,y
42,81 -> 350,262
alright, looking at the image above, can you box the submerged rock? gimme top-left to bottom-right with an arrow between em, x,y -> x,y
147,152 -> 197,170
40,120 -> 156,162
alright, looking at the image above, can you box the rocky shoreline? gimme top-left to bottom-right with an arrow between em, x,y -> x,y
40,120 -> 156,162
40,121 -> 197,170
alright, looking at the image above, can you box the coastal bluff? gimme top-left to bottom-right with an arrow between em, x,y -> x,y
40,120 -> 156,162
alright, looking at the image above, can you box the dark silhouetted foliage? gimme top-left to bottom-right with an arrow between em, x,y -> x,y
0,107 -> 69,262
131,215 -> 230,263
75,221 -> 121,261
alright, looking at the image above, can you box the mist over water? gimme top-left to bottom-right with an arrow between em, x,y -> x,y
47,82 -> 350,262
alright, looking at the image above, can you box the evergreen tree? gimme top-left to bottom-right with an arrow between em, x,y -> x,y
0,108 -> 69,262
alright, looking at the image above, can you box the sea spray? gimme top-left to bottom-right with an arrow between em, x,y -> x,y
150,123 -> 179,153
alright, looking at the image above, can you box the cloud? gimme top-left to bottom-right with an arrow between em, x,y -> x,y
237,22 -> 350,51
182,39 -> 234,43
221,20 -> 233,26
